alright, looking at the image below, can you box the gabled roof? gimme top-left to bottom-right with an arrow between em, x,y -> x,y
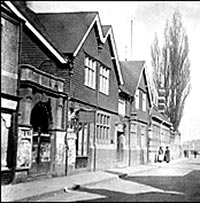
36,12 -> 123,85
36,12 -> 97,54
6,2 -> 123,85
120,60 -> 153,107
120,61 -> 145,96
102,25 -> 111,37
5,1 -> 68,64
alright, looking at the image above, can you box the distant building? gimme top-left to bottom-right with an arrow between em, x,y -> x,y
119,61 -> 152,165
182,139 -> 200,154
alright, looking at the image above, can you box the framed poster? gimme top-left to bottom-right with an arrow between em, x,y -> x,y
16,128 -> 32,169
1,113 -> 12,170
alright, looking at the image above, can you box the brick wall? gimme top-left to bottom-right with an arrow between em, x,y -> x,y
1,14 -> 19,95
21,27 -> 52,68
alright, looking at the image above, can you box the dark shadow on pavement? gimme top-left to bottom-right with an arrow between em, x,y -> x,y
75,170 -> 200,202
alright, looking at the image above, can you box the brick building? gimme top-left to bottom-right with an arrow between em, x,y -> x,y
5,1 -> 125,181
33,10 -> 124,173
1,2 -> 24,184
119,61 -> 152,165
148,105 -> 172,163
3,1 -> 70,183
148,73 -> 174,163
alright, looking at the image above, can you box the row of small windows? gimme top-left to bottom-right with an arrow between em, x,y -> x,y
96,113 -> 110,144
84,56 -> 110,95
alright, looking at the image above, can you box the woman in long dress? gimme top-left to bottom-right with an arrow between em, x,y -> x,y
158,146 -> 164,163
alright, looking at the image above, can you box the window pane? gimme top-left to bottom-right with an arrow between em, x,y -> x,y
83,124 -> 88,156
135,90 -> 139,109
85,57 -> 88,66
85,67 -> 88,85
91,69 -> 94,88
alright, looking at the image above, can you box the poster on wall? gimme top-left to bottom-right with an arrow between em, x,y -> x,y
40,142 -> 51,162
56,132 -> 66,165
17,128 -> 32,169
67,129 -> 76,165
1,113 -> 12,170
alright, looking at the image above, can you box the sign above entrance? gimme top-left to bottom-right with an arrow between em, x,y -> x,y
79,111 -> 95,123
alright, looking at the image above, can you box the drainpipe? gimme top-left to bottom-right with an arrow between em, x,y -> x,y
65,57 -> 74,176
13,19 -> 23,183
93,62 -> 100,172
147,106 -> 153,164
128,95 -> 133,167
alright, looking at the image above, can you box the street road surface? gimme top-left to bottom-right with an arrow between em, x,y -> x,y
22,156 -> 200,202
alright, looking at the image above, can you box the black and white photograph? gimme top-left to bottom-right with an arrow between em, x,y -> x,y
1,1 -> 200,202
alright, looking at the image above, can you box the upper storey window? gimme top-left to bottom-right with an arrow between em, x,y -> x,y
135,89 -> 139,109
84,56 -> 96,89
99,65 -> 109,95
142,93 -> 147,112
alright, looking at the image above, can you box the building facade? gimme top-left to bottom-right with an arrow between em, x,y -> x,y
1,2 -> 23,184
120,61 -> 152,165
1,1 -> 183,185
4,2 -> 125,182
2,1 -> 70,183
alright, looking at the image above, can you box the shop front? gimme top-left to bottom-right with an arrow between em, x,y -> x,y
15,65 -> 67,181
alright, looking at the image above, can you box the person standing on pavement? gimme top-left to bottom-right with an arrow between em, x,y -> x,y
158,146 -> 164,163
164,146 -> 170,163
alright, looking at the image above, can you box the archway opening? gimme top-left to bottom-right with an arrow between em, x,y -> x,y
30,101 -> 49,133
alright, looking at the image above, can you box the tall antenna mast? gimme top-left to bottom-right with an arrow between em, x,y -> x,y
131,19 -> 133,60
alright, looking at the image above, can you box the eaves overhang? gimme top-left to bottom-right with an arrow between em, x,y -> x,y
5,1 -> 68,64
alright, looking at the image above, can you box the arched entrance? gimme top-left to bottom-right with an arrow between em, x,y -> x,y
29,101 -> 52,176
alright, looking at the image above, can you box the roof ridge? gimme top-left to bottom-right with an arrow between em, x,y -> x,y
120,60 -> 145,63
36,11 -> 99,15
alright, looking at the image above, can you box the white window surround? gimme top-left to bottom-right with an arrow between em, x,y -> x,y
84,56 -> 96,89
142,92 -> 147,112
96,113 -> 110,144
135,89 -> 139,109
99,65 -> 109,95
118,98 -> 126,116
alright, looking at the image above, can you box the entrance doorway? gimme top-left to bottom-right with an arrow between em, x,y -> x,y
29,101 -> 52,176
117,132 -> 125,162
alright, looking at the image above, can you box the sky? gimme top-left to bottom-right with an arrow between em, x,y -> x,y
29,1 -> 200,143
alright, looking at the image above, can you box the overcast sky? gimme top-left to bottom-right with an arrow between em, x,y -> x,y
29,1 -> 200,143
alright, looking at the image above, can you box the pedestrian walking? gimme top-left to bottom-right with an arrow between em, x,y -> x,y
164,146 -> 170,163
158,146 -> 164,163
194,150 -> 198,158
184,150 -> 187,158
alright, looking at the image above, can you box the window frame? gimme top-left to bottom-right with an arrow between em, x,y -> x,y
96,113 -> 110,144
84,56 -> 96,89
118,98 -> 126,116
135,89 -> 140,110
99,65 -> 110,95
142,92 -> 147,112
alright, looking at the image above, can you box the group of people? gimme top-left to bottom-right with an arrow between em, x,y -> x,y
157,146 -> 170,163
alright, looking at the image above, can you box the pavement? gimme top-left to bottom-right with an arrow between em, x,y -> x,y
1,157 -> 185,202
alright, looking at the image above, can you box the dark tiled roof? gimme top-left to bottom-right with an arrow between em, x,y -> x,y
151,105 -> 171,126
120,61 -> 145,96
12,1 -> 51,39
102,25 -> 111,37
37,12 -> 97,54
12,2 -> 98,54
